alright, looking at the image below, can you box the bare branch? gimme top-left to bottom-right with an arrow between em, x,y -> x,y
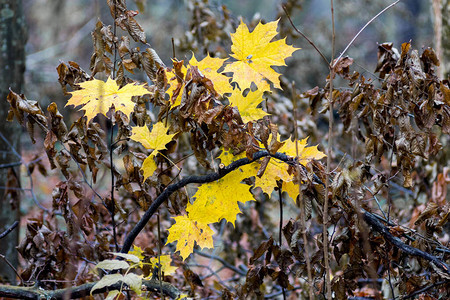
333,0 -> 400,67
282,5 -> 330,68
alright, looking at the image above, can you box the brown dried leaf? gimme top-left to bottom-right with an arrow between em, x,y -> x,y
183,269 -> 203,290
414,202 -> 439,225
249,237 -> 273,265
57,61 -> 90,94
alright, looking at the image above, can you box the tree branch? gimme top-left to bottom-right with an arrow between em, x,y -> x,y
0,279 -> 180,299
363,210 -> 450,278
120,150 -> 293,254
0,221 -> 18,240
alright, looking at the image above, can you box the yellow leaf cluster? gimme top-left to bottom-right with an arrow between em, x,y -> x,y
167,135 -> 325,260
167,162 -> 257,260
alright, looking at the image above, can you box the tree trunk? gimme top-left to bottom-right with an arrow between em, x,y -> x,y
442,0 -> 450,77
0,0 -> 26,284
431,0 -> 449,78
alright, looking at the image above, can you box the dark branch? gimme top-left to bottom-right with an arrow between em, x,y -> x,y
362,211 -> 450,278
0,279 -> 179,299
193,249 -> 247,276
402,280 -> 449,299
0,221 -> 19,240
121,150 -> 293,253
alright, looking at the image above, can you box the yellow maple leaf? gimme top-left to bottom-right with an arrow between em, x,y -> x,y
66,77 -> 150,123
254,136 -> 325,195
149,255 -> 177,275
189,53 -> 233,96
166,215 -> 214,260
278,136 -> 326,164
223,19 -> 299,91
128,246 -> 145,261
254,161 -> 291,195
140,154 -> 158,182
187,163 -> 256,226
282,180 -> 300,202
217,149 -> 246,165
130,122 -> 177,181
228,87 -> 270,123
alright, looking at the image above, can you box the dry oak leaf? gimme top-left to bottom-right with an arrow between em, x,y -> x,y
166,62 -> 187,108
166,215 -> 214,261
189,53 -> 233,96
186,164 -> 257,226
223,19 -> 299,91
66,77 -> 150,123
130,122 -> 177,181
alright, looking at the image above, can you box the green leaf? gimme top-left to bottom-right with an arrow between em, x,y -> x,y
105,290 -> 123,300
95,259 -> 130,270
111,252 -> 141,264
122,273 -> 143,294
90,274 -> 123,295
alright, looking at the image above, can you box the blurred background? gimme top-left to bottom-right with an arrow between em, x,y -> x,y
23,0 -> 436,108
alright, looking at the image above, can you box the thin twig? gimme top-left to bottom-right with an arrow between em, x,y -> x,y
157,213 -> 164,300
0,132 -> 49,212
278,187 -> 283,248
386,129 -> 397,298
282,5 -> 330,68
0,162 -> 22,169
277,187 -> 286,300
332,0 -> 401,67
109,0 -> 119,253
193,249 -> 247,276
323,1 -> 335,298
291,82 -> 314,299
0,254 -> 24,284
171,37 -> 176,58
